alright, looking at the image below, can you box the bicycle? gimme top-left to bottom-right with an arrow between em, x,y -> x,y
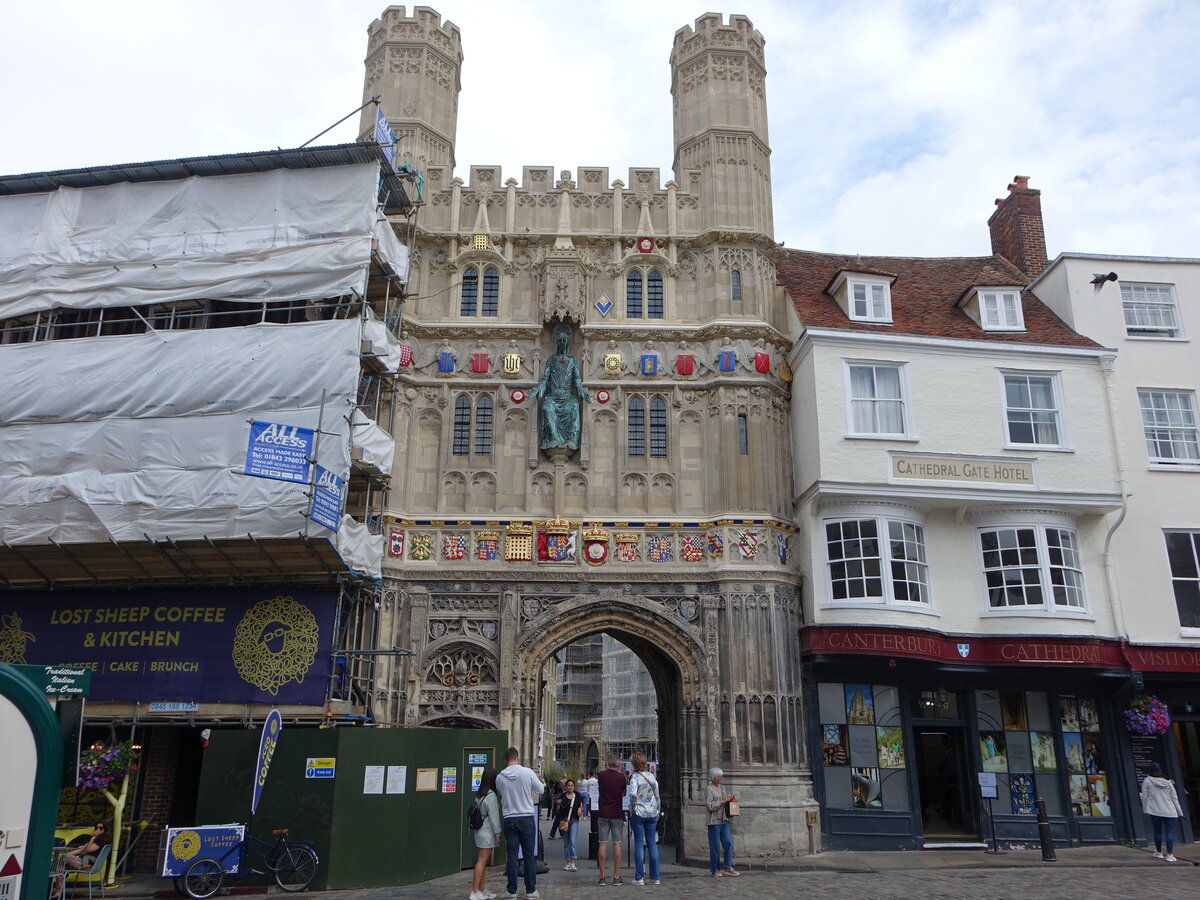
175,827 -> 318,899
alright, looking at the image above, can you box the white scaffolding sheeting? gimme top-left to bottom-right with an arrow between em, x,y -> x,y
350,408 -> 395,473
362,306 -> 403,370
0,162 -> 409,319
0,320 -> 390,576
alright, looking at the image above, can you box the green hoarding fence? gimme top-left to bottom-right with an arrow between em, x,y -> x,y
194,726 -> 507,889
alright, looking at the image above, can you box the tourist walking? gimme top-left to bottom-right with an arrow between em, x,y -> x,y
494,747 -> 545,900
595,756 -> 628,886
469,769 -> 502,900
628,752 -> 661,886
1141,763 -> 1184,862
705,768 -> 739,877
555,779 -> 586,871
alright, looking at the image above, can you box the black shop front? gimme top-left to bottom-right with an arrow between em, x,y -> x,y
803,625 -> 1140,851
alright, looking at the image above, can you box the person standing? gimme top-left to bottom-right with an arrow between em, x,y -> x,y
628,753 -> 661,886
596,756 -> 627,886
580,770 -> 597,816
1141,763 -> 1185,862
705,768 -> 739,877
495,747 -> 545,900
555,779 -> 586,871
469,769 -> 502,900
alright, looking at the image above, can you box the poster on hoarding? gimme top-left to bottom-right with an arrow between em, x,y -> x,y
309,465 -> 345,532
244,421 -> 314,484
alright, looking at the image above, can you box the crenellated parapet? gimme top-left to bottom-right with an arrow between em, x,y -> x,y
669,12 -> 766,68
361,5 -> 464,170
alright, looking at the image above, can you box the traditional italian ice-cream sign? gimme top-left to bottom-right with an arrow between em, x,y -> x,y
890,452 -> 1035,487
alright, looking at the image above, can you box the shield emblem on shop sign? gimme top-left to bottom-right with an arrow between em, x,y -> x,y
957,643 -> 970,658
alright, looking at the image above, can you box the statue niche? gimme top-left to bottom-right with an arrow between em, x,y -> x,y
530,324 -> 590,453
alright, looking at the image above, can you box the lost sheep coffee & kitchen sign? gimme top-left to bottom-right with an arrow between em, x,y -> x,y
0,588 -> 336,704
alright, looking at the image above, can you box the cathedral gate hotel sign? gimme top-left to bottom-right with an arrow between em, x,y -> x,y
0,588 -> 336,704
889,452 -> 1036,487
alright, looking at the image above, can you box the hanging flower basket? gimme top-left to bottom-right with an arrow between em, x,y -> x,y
78,740 -> 140,790
1124,694 -> 1171,736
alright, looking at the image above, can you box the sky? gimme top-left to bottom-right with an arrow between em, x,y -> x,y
2,0 -> 1197,258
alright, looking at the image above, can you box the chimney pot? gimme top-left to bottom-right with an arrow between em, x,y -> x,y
988,176 -> 1047,278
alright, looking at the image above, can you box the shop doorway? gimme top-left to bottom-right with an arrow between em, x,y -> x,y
1175,720 -> 1200,833
913,727 -> 976,839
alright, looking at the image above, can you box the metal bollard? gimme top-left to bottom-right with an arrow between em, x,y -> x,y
1035,796 -> 1056,862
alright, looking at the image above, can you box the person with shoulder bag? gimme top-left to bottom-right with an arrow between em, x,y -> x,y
555,779 -> 586,871
705,768 -> 739,877
468,768 -> 503,900
1141,763 -> 1185,862
627,752 -> 661,885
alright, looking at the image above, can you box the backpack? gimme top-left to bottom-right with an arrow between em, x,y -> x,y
631,772 -> 661,818
468,796 -> 485,830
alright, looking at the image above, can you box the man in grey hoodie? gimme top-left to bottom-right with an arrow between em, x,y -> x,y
494,747 -> 545,899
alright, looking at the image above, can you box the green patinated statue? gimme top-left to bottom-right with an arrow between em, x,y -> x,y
531,325 -> 590,450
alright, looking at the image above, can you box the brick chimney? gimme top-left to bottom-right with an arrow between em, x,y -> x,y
987,175 -> 1048,278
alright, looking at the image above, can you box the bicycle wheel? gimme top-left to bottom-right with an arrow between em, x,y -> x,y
181,858 -> 224,900
274,846 -> 318,892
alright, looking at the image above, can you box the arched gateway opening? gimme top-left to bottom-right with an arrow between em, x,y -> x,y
381,578 -> 816,862
512,599 -> 710,859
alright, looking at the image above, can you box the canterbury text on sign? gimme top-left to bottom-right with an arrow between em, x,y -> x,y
890,452 -> 1034,486
803,625 -> 1200,672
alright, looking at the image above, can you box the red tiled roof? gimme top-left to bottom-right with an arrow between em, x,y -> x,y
778,249 -> 1100,348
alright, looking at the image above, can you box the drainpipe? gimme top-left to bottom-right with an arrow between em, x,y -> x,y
1098,354 -> 1130,640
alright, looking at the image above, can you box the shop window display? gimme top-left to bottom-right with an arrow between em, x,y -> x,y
817,682 -> 909,812
976,690 -> 1107,819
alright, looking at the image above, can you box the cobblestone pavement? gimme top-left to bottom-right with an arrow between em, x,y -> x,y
329,854 -> 1200,900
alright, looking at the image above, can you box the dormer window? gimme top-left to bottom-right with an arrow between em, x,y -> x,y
957,285 -> 1025,332
849,279 -> 891,322
980,290 -> 1025,331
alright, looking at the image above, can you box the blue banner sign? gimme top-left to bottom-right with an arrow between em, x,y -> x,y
252,709 -> 283,816
161,825 -> 245,877
0,588 -> 336,704
374,108 -> 395,165
310,465 -> 345,532
245,421 -> 314,484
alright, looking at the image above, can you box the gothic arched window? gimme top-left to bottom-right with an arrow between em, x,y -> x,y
460,267 -> 479,316
627,395 -> 668,459
626,270 -> 643,319
627,396 -> 646,457
481,266 -> 499,316
474,395 -> 494,455
453,393 -> 494,456
731,268 -> 743,301
452,394 -> 472,455
650,396 -> 668,458
625,268 -> 665,320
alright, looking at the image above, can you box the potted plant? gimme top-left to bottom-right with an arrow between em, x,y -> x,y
1124,694 -> 1171,736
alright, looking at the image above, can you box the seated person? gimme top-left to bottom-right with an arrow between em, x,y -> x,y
65,822 -> 110,870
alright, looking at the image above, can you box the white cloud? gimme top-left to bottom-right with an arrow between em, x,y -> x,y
1,0 -> 1196,257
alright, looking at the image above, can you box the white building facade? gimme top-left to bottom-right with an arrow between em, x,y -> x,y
783,182 -> 1141,849
1032,252 -> 1200,842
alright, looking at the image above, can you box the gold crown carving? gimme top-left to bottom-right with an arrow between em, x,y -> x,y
544,516 -> 572,534
583,525 -> 609,542
476,530 -> 501,541
506,523 -> 533,536
614,532 -> 639,543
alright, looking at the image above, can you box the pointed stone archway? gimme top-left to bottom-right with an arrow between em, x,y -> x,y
508,595 -> 713,858
381,576 -> 818,861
